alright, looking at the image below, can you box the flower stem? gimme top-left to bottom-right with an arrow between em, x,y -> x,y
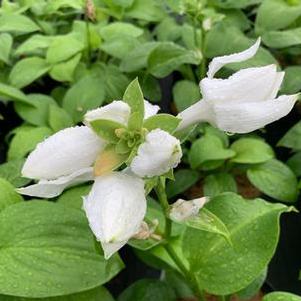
155,177 -> 205,301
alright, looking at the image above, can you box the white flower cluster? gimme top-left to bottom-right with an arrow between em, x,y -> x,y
18,39 -> 298,259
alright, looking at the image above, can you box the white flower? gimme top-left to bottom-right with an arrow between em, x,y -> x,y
18,126 -> 105,198
84,100 -> 159,126
169,197 -> 208,222
83,172 -> 146,259
130,129 -> 182,177
177,38 -> 298,133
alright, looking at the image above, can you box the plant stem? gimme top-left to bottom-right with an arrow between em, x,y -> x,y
155,177 -> 205,301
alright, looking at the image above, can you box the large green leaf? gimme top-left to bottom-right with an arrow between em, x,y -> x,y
278,121 -> 301,150
99,22 -> 143,40
15,35 -> 54,56
9,57 -> 50,88
0,286 -> 115,301
183,193 -> 291,295
287,152 -> 301,177
210,0 -> 261,8
0,201 -> 123,298
263,292 -> 301,301
247,159 -> 299,202
255,0 -> 301,33
230,138 -> 274,164
48,105 -> 74,132
0,178 -> 23,213
0,83 -> 32,105
0,14 -> 40,34
62,74 -> 105,123
148,42 -> 200,78
8,125 -> 52,160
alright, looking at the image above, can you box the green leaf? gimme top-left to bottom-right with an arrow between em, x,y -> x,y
236,268 -> 267,300
188,134 -> 236,170
8,125 -> 52,161
0,178 -> 23,213
143,114 -> 180,134
57,185 -> 91,210
46,35 -> 84,64
172,80 -> 200,112
172,207 -> 231,242
48,105 -> 74,132
0,159 -> 30,188
230,138 -> 274,164
183,193 -> 291,295
99,22 -> 143,40
9,57 -> 50,88
118,279 -> 175,301
204,173 -> 237,197
255,0 -> 301,33
148,42 -> 200,78
0,14 -> 40,34
50,53 -> 81,82
287,152 -> 301,177
15,93 -> 56,126
263,292 -> 301,301
0,33 -> 12,64
247,159 -> 299,202
62,74 -> 105,123
141,74 -> 161,102
0,201 -> 123,298
0,286 -> 114,301
166,169 -> 199,198
278,121 -> 301,150
0,83 -> 32,105
100,36 -> 140,59
90,119 -> 125,143
120,42 -> 159,73
262,27 -> 301,48
281,66 -> 301,94
124,0 -> 166,22
123,78 -> 144,130
15,34 -> 54,56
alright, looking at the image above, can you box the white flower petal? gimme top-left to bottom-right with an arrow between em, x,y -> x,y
201,65 -> 283,103
84,101 -> 131,126
22,126 -> 105,180
212,94 -> 298,133
101,241 -> 127,260
207,38 -> 261,78
17,167 -> 93,198
144,100 -> 160,119
83,172 -> 146,259
131,129 -> 182,177
177,100 -> 211,131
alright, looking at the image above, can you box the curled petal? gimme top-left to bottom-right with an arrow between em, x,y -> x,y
201,65 -> 284,104
83,172 -> 146,259
17,167 -> 93,198
144,100 -> 160,119
22,126 -> 105,180
207,38 -> 261,78
170,197 -> 208,222
212,94 -> 298,133
84,101 -> 131,126
131,129 -> 182,177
